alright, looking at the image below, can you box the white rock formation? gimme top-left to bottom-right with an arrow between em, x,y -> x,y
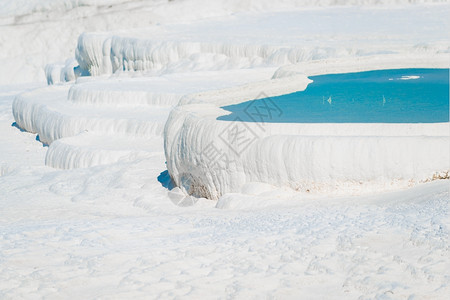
164,58 -> 450,199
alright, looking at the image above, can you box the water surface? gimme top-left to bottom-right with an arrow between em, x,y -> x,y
218,69 -> 449,123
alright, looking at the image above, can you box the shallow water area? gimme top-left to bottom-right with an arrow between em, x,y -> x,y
219,69 -> 449,123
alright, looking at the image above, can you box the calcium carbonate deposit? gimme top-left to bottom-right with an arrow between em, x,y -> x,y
1,1 -> 449,299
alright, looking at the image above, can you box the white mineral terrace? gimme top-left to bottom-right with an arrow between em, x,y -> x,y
164,57 -> 450,199
12,3 -> 450,198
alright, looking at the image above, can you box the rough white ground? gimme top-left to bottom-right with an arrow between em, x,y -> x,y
1,1 -> 449,299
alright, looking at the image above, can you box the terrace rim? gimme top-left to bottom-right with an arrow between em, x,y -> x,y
164,55 -> 450,200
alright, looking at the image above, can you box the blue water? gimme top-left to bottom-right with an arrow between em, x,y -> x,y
218,69 -> 449,123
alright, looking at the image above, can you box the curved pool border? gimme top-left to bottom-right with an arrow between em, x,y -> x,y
164,55 -> 450,200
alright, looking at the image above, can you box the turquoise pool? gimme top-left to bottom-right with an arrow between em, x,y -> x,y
218,69 -> 449,123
